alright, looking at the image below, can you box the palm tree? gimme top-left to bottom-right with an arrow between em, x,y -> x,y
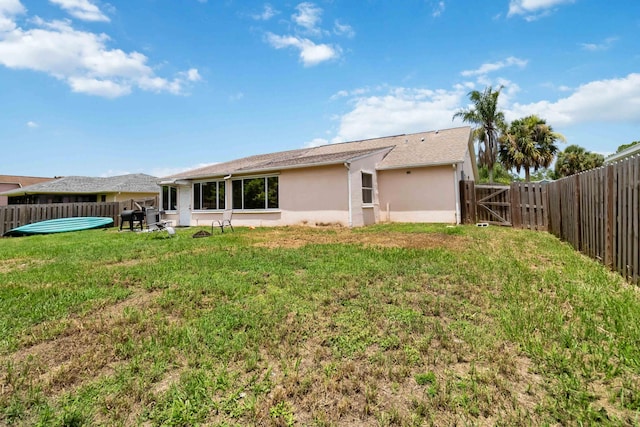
453,86 -> 505,183
499,115 -> 563,182
554,144 -> 604,178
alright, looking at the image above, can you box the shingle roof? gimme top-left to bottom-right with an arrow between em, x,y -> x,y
0,175 -> 55,187
0,174 -> 160,196
165,126 -> 473,180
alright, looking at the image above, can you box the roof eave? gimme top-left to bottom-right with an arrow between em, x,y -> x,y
605,148 -> 640,163
377,159 -> 465,171
176,149 -> 394,180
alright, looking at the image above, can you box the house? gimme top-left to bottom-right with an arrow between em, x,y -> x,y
0,173 -> 161,205
604,143 -> 640,164
0,175 -> 55,206
160,127 -> 477,228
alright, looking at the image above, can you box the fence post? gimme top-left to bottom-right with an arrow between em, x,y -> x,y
459,180 -> 476,224
510,183 -> 520,228
605,165 -> 614,267
573,174 -> 581,251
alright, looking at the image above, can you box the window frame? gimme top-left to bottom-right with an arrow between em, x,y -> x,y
231,175 -> 279,211
162,186 -> 178,211
361,171 -> 374,205
193,180 -> 226,211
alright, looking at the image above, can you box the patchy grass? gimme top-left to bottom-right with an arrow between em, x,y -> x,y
1,224 -> 639,426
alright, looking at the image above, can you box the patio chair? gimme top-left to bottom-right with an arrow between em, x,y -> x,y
145,208 -> 175,236
212,209 -> 234,233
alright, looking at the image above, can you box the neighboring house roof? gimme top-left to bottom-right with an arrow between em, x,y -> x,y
165,127 -> 473,181
605,143 -> 640,163
0,173 -> 160,196
0,175 -> 55,187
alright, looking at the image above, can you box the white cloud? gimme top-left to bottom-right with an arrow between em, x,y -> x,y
331,87 -> 467,143
292,2 -> 323,35
333,20 -> 354,38
325,69 -> 639,151
304,137 -> 329,148
26,120 -> 39,128
151,163 -> 217,178
253,4 -> 277,21
49,0 -> 109,22
507,73 -> 640,126
68,76 -> 130,97
0,0 -> 25,31
0,6 -> 200,98
461,56 -> 528,77
508,0 -> 575,20
432,1 -> 445,18
330,89 -> 349,100
580,36 -> 617,52
265,32 -> 339,66
330,86 -> 371,101
263,2 -> 351,67
180,68 -> 201,82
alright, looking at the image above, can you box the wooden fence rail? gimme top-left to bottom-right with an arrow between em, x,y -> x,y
0,202 -> 121,236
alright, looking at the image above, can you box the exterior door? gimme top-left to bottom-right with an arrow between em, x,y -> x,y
178,186 -> 191,226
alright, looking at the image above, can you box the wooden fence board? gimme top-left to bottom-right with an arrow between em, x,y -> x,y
544,155 -> 640,285
461,162 -> 640,284
0,202 -> 121,236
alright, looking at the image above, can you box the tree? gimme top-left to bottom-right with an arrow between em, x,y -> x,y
477,163 -> 519,185
554,145 -> 604,178
453,86 -> 505,183
499,115 -> 563,182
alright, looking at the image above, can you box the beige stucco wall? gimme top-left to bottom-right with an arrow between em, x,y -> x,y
187,164 -> 352,227
105,192 -> 159,203
173,152 -> 464,228
347,149 -> 391,227
377,165 -> 458,223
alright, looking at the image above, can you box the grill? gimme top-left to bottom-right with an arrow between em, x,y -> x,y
120,209 -> 145,231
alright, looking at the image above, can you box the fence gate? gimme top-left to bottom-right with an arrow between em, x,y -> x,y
475,184 -> 512,225
460,181 -> 512,226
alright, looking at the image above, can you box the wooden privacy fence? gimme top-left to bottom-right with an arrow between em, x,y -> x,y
0,202 -> 120,236
547,155 -> 640,284
461,154 -> 640,284
460,181 -> 549,230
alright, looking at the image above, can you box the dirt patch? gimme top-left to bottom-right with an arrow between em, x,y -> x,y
251,228 -> 469,251
102,258 -> 145,268
0,258 -> 49,273
0,289 -> 163,396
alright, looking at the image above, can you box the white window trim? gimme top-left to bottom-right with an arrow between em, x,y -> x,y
193,180 -> 226,211
231,175 -> 279,211
361,170 -> 375,206
162,185 -> 178,212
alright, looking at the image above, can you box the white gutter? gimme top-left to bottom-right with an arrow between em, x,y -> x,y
377,159 -> 466,171
158,179 -> 191,186
605,145 -> 640,163
344,162 -> 353,227
453,163 -> 460,225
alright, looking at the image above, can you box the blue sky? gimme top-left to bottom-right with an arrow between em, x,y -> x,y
0,0 -> 639,178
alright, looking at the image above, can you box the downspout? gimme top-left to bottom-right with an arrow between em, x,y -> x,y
224,175 -> 232,210
453,163 -> 460,225
344,162 -> 353,227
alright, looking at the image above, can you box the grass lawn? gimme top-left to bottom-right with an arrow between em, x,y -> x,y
1,224 -> 639,426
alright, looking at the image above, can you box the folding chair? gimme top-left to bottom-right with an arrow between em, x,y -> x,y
145,208 -> 175,236
212,209 -> 234,233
